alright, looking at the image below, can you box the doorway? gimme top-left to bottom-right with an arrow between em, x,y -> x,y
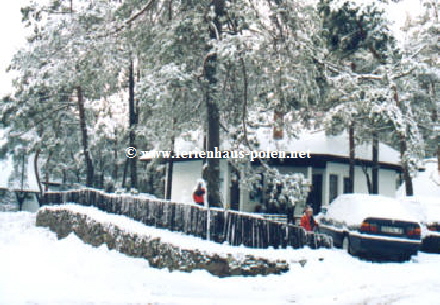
306,174 -> 323,215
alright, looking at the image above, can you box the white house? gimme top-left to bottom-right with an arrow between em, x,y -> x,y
0,154 -> 40,212
143,128 -> 402,218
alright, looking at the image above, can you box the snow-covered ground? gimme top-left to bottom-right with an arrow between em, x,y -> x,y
1,212 -> 440,305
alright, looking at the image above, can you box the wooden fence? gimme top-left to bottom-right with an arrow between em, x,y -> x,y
41,189 -> 314,249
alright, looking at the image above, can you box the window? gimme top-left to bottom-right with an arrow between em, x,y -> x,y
343,177 -> 351,193
329,174 -> 338,202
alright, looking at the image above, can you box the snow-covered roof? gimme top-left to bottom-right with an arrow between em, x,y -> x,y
170,129 -> 400,165
325,194 -> 419,226
252,129 -> 400,165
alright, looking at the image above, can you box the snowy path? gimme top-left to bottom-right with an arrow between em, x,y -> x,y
1,212 -> 440,305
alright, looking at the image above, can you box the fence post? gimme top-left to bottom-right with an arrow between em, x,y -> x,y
205,201 -> 210,241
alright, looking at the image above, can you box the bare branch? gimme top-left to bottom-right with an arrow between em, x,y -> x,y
111,0 -> 157,35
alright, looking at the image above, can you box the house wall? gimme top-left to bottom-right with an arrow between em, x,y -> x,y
324,162 -> 398,206
171,159 -> 399,214
171,160 -> 204,204
377,168 -> 398,197
171,160 -> 229,207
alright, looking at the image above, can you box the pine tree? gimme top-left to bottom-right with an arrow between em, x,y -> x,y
319,0 -> 421,194
6,0 -> 125,190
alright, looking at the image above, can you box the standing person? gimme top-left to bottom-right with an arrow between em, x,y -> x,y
300,206 -> 318,232
192,181 -> 206,206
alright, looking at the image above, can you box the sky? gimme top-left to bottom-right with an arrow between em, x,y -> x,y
0,0 -> 424,98
0,0 -> 29,98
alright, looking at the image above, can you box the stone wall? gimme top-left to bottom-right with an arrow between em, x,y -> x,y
36,207 -> 290,277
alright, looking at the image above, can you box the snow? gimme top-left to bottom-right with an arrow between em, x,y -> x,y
401,196 -> 440,225
324,194 -> 419,226
327,0 -> 424,48
252,129 -> 400,165
0,155 -> 13,189
0,153 -> 39,192
397,159 -> 440,225
26,153 -> 39,192
0,1 -> 29,97
1,211 -> 440,305
397,159 -> 440,198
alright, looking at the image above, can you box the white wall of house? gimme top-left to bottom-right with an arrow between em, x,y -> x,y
171,159 -> 229,207
171,159 -> 399,213
324,162 -> 398,206
377,168 -> 398,197
171,160 -> 204,204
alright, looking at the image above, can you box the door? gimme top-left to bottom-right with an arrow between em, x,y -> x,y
307,174 -> 323,215
329,174 -> 338,203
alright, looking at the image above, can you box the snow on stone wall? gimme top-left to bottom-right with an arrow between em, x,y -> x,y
36,206 -> 290,277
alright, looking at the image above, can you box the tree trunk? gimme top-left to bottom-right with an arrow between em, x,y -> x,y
128,59 -> 137,190
113,130 -> 118,181
362,163 -> 372,194
34,149 -> 43,205
122,159 -> 129,190
165,117 -> 176,200
241,57 -> 250,144
16,192 -> 25,212
203,89 -> 221,207
16,155 -> 26,211
372,132 -> 379,194
76,86 -> 94,187
98,156 -> 104,189
165,143 -> 174,200
165,157 -> 174,199
20,154 -> 25,192
393,86 -> 413,196
349,122 -> 355,193
201,0 -> 224,207
63,169 -> 67,187
400,135 -> 414,196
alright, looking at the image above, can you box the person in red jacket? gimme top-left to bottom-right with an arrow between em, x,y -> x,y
300,206 -> 319,232
192,182 -> 205,206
